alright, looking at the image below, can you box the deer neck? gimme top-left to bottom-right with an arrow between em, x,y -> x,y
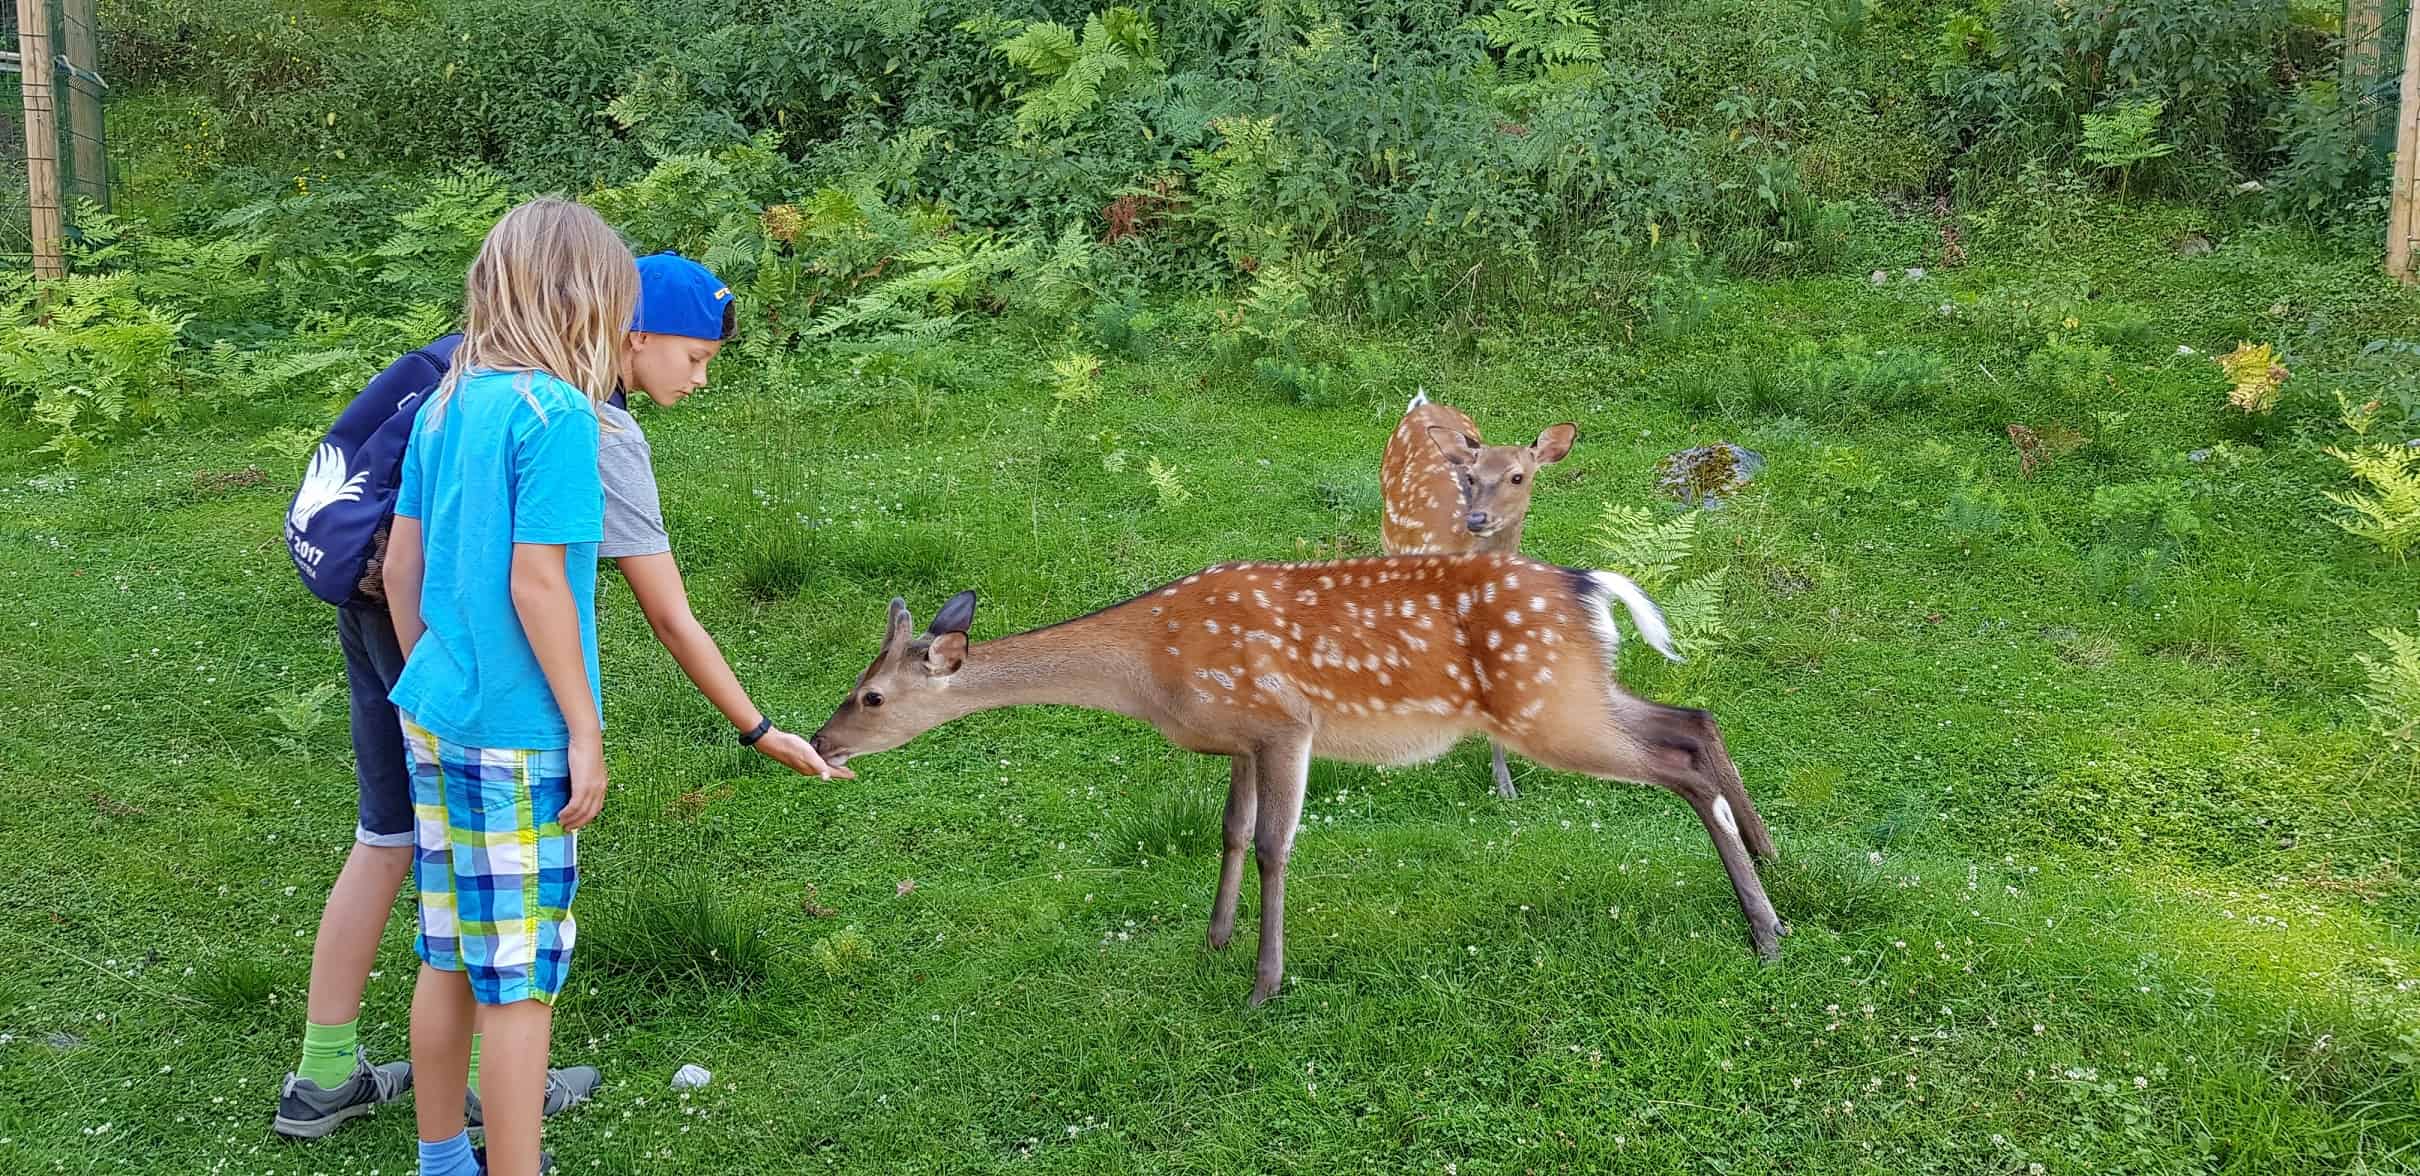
939,611 -> 1155,724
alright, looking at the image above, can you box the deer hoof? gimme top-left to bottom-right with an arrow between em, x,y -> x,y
1206,924 -> 1234,951
1247,981 -> 1279,1008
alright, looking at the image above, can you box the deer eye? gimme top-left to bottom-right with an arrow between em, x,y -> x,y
1510,473 -> 1524,485
862,691 -> 884,708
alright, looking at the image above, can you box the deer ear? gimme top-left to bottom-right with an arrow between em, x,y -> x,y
923,631 -> 968,676
1531,423 -> 1577,465
1425,425 -> 1479,466
884,597 -> 914,650
926,590 -> 977,637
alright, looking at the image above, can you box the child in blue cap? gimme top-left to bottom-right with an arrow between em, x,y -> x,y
275,247 -> 849,1146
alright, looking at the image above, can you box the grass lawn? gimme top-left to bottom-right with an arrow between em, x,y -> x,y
2,206 -> 2416,1173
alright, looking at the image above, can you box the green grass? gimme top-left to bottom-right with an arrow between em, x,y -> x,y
2,209 -> 2418,1173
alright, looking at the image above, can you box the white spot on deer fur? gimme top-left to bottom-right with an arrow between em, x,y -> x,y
1197,668 -> 1235,690
1536,666 -> 1554,683
1712,795 -> 1740,838
1427,593 -> 1442,610
1205,619 -> 1221,635
1518,698 -> 1546,720
1530,596 -> 1546,612
1505,573 -> 1521,589
1165,646 -> 1179,656
1253,590 -> 1271,608
1405,634 -> 1430,652
1167,621 -> 1180,632
1226,591 -> 1241,603
1160,588 -> 1177,598
1484,583 -> 1498,604
1320,576 -> 1335,590
1183,576 -> 1200,585
1506,609 -> 1524,625
1487,631 -> 1503,650
1446,663 -> 1462,680
1457,593 -> 1472,615
1377,672 -> 1392,686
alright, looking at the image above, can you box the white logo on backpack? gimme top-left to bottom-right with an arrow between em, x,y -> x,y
290,442 -> 370,533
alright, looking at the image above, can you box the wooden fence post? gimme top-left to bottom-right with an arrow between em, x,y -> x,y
2389,0 -> 2420,284
14,0 -> 63,278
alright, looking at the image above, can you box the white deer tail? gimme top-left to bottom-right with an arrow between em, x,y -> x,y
1583,570 -> 1683,664
1407,386 -> 1429,412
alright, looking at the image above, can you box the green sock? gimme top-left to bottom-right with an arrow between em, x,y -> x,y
298,1018 -> 359,1089
467,1033 -> 482,1094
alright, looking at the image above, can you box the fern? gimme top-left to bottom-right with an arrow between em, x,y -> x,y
1592,504 -> 1696,587
1145,456 -> 1192,507
1467,0 -> 1604,68
2323,445 -> 2420,561
1593,503 -> 1727,657
2355,629 -> 2420,751
992,7 -> 1164,135
1653,565 -> 1731,656
2080,98 -> 2173,194
1005,222 -> 1101,320
1047,352 -> 1102,424
2215,341 -> 2287,414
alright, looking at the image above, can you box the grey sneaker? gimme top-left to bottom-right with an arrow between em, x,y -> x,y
465,1065 -> 601,1138
271,1050 -> 413,1140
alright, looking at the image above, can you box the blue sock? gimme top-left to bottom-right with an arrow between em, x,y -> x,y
418,1130 -> 481,1176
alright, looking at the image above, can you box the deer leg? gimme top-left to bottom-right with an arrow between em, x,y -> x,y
1691,717 -> 1777,863
1685,788 -> 1787,960
1508,702 -> 1787,959
1248,735 -> 1311,1007
1207,752 -> 1258,951
1489,740 -> 1517,799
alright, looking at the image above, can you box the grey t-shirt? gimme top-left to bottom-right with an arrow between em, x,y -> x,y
598,402 -> 671,559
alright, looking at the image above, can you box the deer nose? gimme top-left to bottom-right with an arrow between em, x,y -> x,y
1464,511 -> 1491,533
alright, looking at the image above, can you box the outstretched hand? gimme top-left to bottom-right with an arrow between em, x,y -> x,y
754,727 -> 854,780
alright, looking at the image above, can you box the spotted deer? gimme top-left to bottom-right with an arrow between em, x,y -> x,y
808,552 -> 1785,1007
1382,389 -> 1578,798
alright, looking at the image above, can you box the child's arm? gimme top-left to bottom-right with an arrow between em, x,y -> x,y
512,542 -> 607,829
383,516 -> 428,657
616,552 -> 853,780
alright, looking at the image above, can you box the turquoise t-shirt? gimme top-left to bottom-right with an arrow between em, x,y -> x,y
390,368 -> 604,750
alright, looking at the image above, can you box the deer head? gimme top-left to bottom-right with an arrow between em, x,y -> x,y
808,590 -> 977,768
1423,422 -> 1578,540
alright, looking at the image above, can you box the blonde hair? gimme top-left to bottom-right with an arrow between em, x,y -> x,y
427,197 -> 637,425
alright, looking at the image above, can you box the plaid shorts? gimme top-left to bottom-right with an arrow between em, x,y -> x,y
399,714 -> 580,1006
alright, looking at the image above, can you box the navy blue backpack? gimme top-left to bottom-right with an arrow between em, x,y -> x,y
285,334 -> 463,608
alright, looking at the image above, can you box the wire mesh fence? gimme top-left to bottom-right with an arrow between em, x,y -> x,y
3,0 -> 108,270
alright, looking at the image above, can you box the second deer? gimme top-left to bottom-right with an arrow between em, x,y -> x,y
808,552 -> 1786,1007
1381,389 -> 1577,797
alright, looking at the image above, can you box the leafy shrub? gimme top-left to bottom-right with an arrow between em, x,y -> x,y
1934,0 -> 2306,193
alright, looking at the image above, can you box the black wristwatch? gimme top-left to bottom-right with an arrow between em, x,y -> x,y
740,717 -> 774,747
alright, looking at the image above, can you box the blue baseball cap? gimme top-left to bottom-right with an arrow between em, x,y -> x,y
632,252 -> 732,341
